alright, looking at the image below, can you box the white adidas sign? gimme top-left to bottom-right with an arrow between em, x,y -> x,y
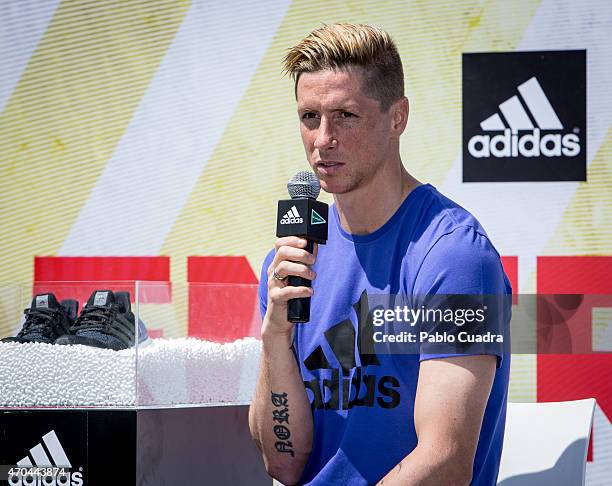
280,205 -> 303,224
468,76 -> 580,158
8,430 -> 83,485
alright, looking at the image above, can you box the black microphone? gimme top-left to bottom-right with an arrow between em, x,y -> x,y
276,171 -> 328,322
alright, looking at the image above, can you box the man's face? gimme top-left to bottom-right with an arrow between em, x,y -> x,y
296,67 -> 397,194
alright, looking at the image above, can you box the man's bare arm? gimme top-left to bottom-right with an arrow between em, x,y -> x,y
249,237 -> 316,485
376,355 -> 497,486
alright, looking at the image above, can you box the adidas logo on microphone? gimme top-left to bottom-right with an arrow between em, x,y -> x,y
280,205 -> 303,225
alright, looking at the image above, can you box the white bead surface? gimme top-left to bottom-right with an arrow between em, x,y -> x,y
0,338 -> 262,407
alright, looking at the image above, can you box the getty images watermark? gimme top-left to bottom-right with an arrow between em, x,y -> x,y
357,294 -> 510,356
359,293 -> 612,356
371,302 -> 500,344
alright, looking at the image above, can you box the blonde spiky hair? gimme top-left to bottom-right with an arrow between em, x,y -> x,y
283,23 -> 404,111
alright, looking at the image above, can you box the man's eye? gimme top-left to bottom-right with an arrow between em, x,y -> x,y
302,112 -> 318,120
340,112 -> 357,118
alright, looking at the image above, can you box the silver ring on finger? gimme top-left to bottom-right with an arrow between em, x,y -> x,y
272,268 -> 287,281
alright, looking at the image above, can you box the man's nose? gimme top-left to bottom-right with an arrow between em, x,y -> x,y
314,117 -> 336,150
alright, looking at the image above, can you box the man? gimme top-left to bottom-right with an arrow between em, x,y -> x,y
249,23 -> 511,486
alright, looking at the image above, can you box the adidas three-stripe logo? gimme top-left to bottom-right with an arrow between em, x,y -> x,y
280,205 -> 303,224
480,77 -> 562,131
468,76 -> 581,159
9,430 -> 84,485
16,430 -> 71,467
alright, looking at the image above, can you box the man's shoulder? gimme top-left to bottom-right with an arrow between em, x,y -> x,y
405,186 -> 508,294
402,185 -> 495,260
410,184 -> 488,240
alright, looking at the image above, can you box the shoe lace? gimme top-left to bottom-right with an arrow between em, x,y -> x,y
17,307 -> 63,339
72,305 -> 118,333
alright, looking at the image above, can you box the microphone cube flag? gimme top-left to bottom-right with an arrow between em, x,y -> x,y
276,198 -> 328,243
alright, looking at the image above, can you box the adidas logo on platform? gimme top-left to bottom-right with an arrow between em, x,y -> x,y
468,77 -> 580,159
280,205 -> 303,225
8,430 -> 83,486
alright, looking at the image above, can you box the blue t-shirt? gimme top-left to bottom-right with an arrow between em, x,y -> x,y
259,184 -> 511,485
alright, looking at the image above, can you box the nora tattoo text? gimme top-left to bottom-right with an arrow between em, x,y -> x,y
271,391 -> 295,457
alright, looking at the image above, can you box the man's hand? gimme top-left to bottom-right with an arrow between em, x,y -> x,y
263,236 -> 317,337
377,355 -> 497,486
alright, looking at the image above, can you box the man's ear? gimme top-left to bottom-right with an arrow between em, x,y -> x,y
391,96 -> 409,134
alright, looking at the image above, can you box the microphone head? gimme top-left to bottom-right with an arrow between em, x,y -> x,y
287,171 -> 321,199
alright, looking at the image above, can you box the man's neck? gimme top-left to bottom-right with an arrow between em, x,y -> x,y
334,163 -> 421,236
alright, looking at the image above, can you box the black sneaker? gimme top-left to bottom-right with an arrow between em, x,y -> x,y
2,294 -> 78,344
55,290 -> 149,351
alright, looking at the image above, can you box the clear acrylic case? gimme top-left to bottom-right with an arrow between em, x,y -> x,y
0,281 -> 263,409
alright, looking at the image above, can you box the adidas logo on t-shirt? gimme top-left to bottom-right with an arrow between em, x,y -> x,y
302,291 -> 401,411
280,205 -> 303,225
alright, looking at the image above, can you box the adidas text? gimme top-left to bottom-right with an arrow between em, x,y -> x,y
280,216 -> 303,224
304,367 -> 401,411
468,129 -> 580,159
8,472 -> 83,486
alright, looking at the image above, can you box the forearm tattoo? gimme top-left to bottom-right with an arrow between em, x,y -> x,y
271,391 -> 294,457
